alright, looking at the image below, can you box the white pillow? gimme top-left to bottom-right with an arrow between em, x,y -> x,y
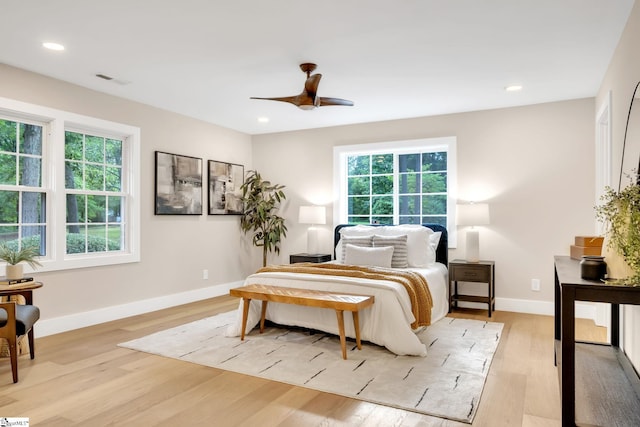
372,234 -> 409,268
378,225 -> 435,267
339,225 -> 377,238
343,244 -> 394,268
336,236 -> 373,263
430,231 -> 442,250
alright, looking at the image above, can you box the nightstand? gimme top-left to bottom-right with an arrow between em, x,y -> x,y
289,253 -> 332,264
449,259 -> 496,317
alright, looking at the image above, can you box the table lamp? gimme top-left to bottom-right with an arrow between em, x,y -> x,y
457,203 -> 490,263
298,205 -> 326,254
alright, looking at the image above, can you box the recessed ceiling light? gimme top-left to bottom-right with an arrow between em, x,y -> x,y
505,85 -> 523,92
42,42 -> 65,51
257,117 -> 269,123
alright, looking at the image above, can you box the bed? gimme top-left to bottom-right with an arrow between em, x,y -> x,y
226,223 -> 449,356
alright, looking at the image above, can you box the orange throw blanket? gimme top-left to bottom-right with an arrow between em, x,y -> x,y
256,263 -> 433,328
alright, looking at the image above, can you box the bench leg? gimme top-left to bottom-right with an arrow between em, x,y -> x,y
352,310 -> 362,350
240,297 -> 251,340
260,301 -> 268,333
335,309 -> 347,359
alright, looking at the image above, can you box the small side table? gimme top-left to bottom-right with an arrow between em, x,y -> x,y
290,253 -> 332,264
449,259 -> 495,317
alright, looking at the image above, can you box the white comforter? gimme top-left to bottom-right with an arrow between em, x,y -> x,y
225,263 -> 449,356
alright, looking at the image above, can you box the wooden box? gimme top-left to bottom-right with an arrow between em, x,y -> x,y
575,236 -> 604,247
570,244 -> 602,260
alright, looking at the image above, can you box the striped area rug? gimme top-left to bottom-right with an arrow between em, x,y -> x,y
119,311 -> 503,424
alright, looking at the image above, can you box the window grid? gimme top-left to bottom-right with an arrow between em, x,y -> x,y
0,117 -> 46,254
65,130 -> 125,255
346,150 -> 448,226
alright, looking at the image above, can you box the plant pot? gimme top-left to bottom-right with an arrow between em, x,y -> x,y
602,234 -> 634,281
5,264 -> 23,280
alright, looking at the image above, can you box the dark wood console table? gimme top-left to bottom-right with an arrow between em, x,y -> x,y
554,256 -> 640,426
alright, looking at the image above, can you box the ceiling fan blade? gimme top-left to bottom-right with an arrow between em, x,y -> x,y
304,74 -> 322,97
250,94 -> 316,108
318,97 -> 354,107
250,95 -> 303,106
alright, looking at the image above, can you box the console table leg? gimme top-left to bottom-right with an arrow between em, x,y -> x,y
561,286 -> 576,426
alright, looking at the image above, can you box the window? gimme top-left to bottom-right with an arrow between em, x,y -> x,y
0,119 -> 46,256
65,130 -> 124,255
0,97 -> 140,272
334,137 -> 457,240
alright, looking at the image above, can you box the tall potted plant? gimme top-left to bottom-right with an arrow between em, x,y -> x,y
0,242 -> 43,280
240,170 -> 287,267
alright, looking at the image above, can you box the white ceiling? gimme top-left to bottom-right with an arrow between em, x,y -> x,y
0,1 -> 635,135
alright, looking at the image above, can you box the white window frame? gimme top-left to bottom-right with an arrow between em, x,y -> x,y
0,96 -> 141,274
333,137 -> 457,245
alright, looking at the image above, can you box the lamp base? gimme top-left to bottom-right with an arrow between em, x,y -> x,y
307,227 -> 319,254
465,229 -> 480,263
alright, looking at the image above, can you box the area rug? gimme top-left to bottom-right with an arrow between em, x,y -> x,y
119,311 -> 503,423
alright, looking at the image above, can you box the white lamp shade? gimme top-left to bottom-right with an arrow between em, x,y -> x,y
456,203 -> 490,226
298,205 -> 326,225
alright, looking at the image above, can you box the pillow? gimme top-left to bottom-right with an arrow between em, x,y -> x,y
343,244 -> 394,268
339,224 -> 377,238
336,236 -> 373,263
430,231 -> 442,250
378,225 -> 435,267
372,234 -> 409,268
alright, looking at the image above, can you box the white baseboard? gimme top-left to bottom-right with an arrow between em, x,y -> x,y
36,281 -> 243,337
459,297 -> 597,320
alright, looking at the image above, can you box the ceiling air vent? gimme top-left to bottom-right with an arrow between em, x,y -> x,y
95,73 -> 131,85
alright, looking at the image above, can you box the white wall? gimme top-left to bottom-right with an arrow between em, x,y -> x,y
252,98 -> 596,314
596,0 -> 640,371
0,64 -> 259,334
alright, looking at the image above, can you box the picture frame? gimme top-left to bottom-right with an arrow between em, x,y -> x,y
208,160 -> 244,215
154,151 -> 203,215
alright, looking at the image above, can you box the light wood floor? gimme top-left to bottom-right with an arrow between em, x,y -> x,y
0,296 -> 606,426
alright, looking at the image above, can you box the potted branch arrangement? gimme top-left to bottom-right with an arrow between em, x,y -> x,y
240,170 -> 288,267
595,173 -> 640,285
0,242 -> 43,280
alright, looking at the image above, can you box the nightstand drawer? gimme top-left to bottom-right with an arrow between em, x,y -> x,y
450,265 -> 491,282
290,253 -> 332,264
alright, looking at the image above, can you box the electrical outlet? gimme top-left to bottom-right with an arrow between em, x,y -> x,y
531,278 -> 540,291
203,269 -> 209,280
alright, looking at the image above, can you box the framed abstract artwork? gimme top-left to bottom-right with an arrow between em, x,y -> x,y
154,151 -> 203,215
208,160 -> 244,215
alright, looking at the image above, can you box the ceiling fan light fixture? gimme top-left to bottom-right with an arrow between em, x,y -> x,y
298,105 -> 316,111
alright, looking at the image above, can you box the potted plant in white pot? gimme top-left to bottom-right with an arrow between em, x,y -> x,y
240,170 -> 287,267
0,242 -> 43,280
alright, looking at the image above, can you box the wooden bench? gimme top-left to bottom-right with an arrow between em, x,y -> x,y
229,284 -> 375,359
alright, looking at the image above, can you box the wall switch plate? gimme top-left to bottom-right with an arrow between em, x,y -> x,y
531,278 -> 540,291
203,269 -> 209,280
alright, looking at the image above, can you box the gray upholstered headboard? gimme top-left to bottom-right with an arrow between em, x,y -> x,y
333,223 -> 448,266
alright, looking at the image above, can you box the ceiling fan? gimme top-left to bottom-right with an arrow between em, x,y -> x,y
251,63 -> 354,110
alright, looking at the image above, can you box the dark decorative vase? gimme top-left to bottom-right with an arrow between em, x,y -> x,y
580,256 -> 607,281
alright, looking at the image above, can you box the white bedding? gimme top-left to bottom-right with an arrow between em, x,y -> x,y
225,262 -> 449,356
